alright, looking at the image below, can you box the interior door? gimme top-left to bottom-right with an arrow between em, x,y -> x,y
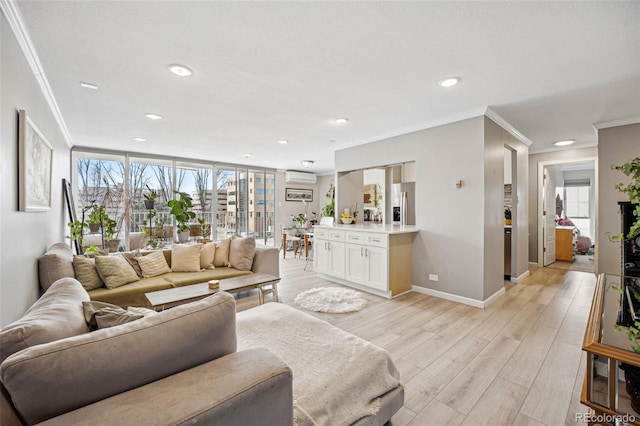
543,167 -> 557,266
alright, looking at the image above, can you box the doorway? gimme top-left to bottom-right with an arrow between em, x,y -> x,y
538,160 -> 596,273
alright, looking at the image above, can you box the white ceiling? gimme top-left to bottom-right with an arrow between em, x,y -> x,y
11,1 -> 640,174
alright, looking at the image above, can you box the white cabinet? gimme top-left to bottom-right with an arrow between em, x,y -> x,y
314,225 -> 415,298
345,243 -> 388,291
315,230 -> 345,279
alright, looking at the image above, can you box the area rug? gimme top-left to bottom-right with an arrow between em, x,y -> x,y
294,287 -> 367,313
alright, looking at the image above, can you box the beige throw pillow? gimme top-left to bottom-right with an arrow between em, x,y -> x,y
200,242 -> 216,270
121,250 -> 143,278
229,236 -> 256,271
137,250 -> 171,278
72,256 -> 103,291
38,243 -> 75,291
171,244 -> 202,272
82,301 -> 144,330
94,255 -> 140,289
213,238 -> 231,267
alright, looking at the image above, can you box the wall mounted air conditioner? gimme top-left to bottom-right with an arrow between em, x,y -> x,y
285,171 -> 317,185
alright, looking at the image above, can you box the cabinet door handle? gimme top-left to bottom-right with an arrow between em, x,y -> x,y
361,247 -> 364,257
365,248 -> 368,258
371,239 -> 381,243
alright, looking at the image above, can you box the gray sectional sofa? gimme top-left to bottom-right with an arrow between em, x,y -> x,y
0,278 -> 404,425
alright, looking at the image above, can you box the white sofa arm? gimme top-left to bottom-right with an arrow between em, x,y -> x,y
252,247 -> 279,277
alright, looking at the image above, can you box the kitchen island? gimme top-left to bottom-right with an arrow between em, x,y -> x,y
313,223 -> 419,298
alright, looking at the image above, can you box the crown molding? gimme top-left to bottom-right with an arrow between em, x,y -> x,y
484,107 -> 532,146
592,116 -> 640,131
1,0 -> 73,147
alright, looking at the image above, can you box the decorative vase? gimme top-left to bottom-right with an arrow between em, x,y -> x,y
505,219 -> 512,226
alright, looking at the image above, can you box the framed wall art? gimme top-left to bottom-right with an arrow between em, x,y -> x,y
285,188 -> 313,202
18,110 -> 53,211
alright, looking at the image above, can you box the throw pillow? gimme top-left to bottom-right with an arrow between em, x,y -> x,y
137,250 -> 171,278
0,278 -> 89,364
121,249 -> 143,278
82,301 -> 143,330
171,244 -> 202,272
94,255 -> 140,289
200,242 -> 216,270
229,236 -> 256,271
72,256 -> 103,291
213,238 -> 231,267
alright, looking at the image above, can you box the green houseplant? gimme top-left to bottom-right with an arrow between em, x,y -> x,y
611,156 -> 640,413
144,185 -> 158,210
168,191 -> 196,243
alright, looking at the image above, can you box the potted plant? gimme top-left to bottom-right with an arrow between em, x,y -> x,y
67,220 -> 87,250
168,191 -> 196,243
504,208 -> 512,226
103,217 -> 120,252
144,185 -> 158,210
87,204 -> 103,233
322,183 -> 335,219
198,217 -> 211,242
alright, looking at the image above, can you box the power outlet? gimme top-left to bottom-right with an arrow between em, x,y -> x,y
429,274 -> 439,281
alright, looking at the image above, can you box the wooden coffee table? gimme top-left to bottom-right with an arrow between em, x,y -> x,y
145,273 -> 281,310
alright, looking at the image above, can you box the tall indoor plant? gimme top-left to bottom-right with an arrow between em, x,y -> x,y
168,191 -> 196,243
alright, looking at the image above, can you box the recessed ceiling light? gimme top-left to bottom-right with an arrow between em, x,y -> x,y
332,118 -> 349,125
145,113 -> 162,120
553,139 -> 576,146
133,137 -> 147,142
301,160 -> 314,168
80,82 -> 98,90
168,64 -> 193,77
439,77 -> 461,87
277,140 -> 288,145
244,153 -> 252,158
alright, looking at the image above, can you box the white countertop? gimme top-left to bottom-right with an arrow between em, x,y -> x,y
314,223 -> 419,234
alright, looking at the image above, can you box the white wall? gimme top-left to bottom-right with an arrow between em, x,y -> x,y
484,117 -> 529,293
527,147 -> 597,263
336,116 -> 490,301
1,13 -> 71,326
275,171 -> 320,232
597,123 -> 640,275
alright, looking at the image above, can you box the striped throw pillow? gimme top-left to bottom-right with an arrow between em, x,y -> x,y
137,251 -> 171,278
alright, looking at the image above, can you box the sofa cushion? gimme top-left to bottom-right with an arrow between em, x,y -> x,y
0,292 -> 237,425
229,237 -> 256,271
88,276 -> 173,307
121,250 -> 143,278
72,256 -> 103,291
213,238 -> 231,267
38,243 -> 75,291
200,242 -> 216,270
171,244 -> 202,272
137,251 -> 171,278
162,268 -> 252,287
95,255 -> 139,289
0,278 -> 89,364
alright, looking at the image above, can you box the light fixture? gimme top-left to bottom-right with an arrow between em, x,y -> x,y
168,64 -> 193,77
145,113 -> 162,120
277,140 -> 288,145
332,118 -> 349,125
553,139 -> 576,147
438,77 -> 461,87
80,82 -> 98,90
133,137 -> 147,142
244,153 -> 252,158
301,160 -> 314,168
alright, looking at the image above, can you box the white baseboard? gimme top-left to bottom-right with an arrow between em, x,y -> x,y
411,286 -> 505,309
511,269 -> 530,283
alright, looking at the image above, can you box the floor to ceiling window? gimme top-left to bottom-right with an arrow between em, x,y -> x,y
71,149 -> 275,251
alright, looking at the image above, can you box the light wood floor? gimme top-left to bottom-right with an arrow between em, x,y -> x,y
234,256 -> 596,426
